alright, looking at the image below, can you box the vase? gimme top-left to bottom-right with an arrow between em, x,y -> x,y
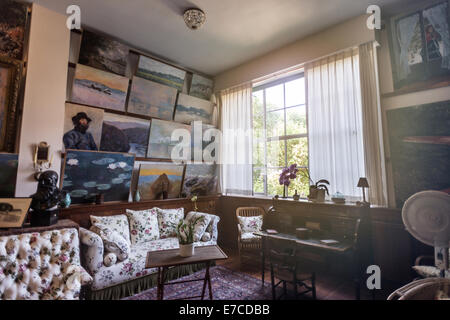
179,243 -> 195,257
282,185 -> 288,198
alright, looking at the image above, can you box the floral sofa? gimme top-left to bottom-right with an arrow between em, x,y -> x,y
79,208 -> 220,300
0,227 -> 92,300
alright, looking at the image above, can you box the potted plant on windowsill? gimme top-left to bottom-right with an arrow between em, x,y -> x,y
175,216 -> 204,257
299,171 -> 330,202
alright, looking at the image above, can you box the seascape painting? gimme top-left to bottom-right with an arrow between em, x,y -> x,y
137,163 -> 185,200
0,1 -> 28,60
191,123 -> 217,161
147,119 -> 191,160
128,76 -> 177,120
174,93 -> 213,125
100,113 -> 150,158
136,55 -> 186,91
63,103 -> 104,151
0,153 -> 18,197
181,163 -> 218,198
387,100 -> 450,208
61,150 -> 135,204
190,74 -> 213,100
78,30 -> 129,76
71,64 -> 129,111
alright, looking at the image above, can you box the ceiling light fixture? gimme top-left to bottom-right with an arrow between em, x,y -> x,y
183,8 -> 206,30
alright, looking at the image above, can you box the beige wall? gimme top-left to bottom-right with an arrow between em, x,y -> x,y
16,4 -> 70,197
214,14 -> 375,91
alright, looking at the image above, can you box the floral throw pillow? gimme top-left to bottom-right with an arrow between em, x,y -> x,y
238,215 -> 263,233
126,209 -> 160,245
90,215 -> 131,245
90,224 -> 130,261
185,212 -> 212,242
156,207 -> 185,239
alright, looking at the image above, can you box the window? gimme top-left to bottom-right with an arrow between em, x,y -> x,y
252,74 -> 310,197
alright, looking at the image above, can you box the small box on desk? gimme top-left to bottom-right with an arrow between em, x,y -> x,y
296,228 -> 310,239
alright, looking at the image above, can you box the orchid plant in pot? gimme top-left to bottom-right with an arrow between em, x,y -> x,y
279,164 -> 299,198
175,216 -> 204,257
299,170 -> 330,202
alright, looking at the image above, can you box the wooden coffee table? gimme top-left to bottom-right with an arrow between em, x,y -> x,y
145,245 -> 228,300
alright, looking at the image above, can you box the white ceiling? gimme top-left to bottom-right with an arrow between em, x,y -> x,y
28,0 -> 420,76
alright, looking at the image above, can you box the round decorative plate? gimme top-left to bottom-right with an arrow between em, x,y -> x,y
402,191 -> 450,246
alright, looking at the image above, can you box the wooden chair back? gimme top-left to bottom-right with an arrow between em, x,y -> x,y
236,207 -> 265,219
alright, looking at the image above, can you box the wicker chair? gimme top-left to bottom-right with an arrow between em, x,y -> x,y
236,207 -> 265,264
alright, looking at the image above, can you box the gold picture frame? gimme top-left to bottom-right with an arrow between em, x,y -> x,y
0,198 -> 32,229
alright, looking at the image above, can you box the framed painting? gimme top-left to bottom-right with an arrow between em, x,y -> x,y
71,64 -> 129,111
137,163 -> 185,200
136,55 -> 186,91
388,0 -> 450,91
128,76 -> 177,120
147,119 -> 191,160
78,29 -> 129,76
174,93 -> 213,125
191,123 -> 217,162
63,103 -> 104,151
181,163 -> 218,198
387,100 -> 450,208
190,74 -> 214,100
0,0 -> 29,60
100,113 -> 150,158
0,153 -> 18,197
0,198 -> 32,229
0,56 -> 22,153
61,150 -> 135,204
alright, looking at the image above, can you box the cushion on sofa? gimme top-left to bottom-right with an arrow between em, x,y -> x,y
238,215 -> 263,233
126,209 -> 160,245
90,215 -> 131,245
156,207 -> 185,239
90,224 -> 130,261
185,212 -> 212,242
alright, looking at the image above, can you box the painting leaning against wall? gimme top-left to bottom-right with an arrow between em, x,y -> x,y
174,93 -> 213,125
61,150 -> 135,204
147,119 -> 191,160
181,163 -> 218,198
190,74 -> 214,101
0,0 -> 28,60
136,55 -> 186,91
387,100 -> 450,208
0,153 -> 18,197
137,163 -> 185,201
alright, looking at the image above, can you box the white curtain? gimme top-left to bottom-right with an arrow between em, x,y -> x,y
423,2 -> 450,69
359,42 -> 388,206
397,14 -> 420,80
306,48 -> 365,198
219,83 -> 253,195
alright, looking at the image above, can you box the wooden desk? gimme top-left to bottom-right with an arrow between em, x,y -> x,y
254,231 -> 363,299
146,245 -> 228,300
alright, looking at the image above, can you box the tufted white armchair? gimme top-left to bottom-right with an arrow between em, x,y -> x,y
0,228 -> 92,300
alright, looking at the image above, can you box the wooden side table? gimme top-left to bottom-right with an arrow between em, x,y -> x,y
146,245 -> 228,300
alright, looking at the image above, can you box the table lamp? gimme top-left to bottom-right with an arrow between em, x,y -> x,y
357,178 -> 369,204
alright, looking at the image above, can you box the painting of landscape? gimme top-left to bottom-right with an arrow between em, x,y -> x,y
0,1 -> 28,60
62,150 -> 135,204
175,93 -> 213,125
137,163 -> 184,200
128,76 -> 177,120
147,119 -> 191,159
100,113 -> 150,158
78,30 -> 129,76
63,103 -> 104,151
136,55 -> 186,91
190,74 -> 213,100
191,123 -> 217,161
0,153 -> 18,197
387,100 -> 450,208
71,64 -> 129,111
181,163 -> 218,198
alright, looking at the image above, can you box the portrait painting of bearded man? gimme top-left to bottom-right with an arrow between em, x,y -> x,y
63,103 -> 104,151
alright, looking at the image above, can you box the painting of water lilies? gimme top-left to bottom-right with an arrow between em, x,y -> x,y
136,55 -> 186,91
190,74 -> 213,100
61,150 -> 135,204
137,163 -> 185,200
71,64 -> 129,111
181,163 -> 218,198
147,119 -> 191,160
174,93 -> 213,125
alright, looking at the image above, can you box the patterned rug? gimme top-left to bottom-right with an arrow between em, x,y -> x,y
123,266 -> 280,300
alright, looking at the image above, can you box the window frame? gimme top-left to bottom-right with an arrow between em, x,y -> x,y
252,72 -> 309,197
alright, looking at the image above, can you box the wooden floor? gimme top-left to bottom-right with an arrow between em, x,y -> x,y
216,247 -> 400,300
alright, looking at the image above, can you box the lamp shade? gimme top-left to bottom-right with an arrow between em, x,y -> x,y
357,178 -> 369,188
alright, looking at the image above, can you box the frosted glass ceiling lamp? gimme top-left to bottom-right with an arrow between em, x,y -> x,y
183,8 -> 206,30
